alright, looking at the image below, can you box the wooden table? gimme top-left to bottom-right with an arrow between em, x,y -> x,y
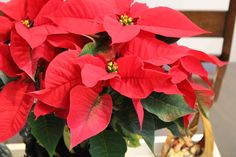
211,62 -> 236,157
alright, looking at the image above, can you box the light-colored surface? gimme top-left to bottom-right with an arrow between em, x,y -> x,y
126,134 -> 221,157
177,37 -> 224,56
211,63 -> 236,157
230,17 -> 236,62
135,0 -> 230,11
7,135 -> 221,157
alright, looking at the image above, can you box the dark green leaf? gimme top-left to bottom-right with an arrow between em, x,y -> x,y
28,113 -> 65,157
142,93 -> 194,122
89,130 -> 127,157
155,34 -> 180,44
112,107 -> 156,154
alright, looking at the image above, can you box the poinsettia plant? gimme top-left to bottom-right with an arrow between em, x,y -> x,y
0,0 -> 225,156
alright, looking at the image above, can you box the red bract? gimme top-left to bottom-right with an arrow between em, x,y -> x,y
77,54 -> 180,127
0,80 -> 34,142
0,0 -> 49,45
49,0 -> 207,43
29,50 -> 114,147
0,43 -> 21,77
68,85 -> 112,148
105,1 -> 207,43
49,0 -> 117,35
110,56 -> 180,97
0,16 -> 13,42
0,43 -> 35,142
29,50 -> 82,110
0,0 -> 67,78
77,55 -> 180,99
119,33 -> 190,66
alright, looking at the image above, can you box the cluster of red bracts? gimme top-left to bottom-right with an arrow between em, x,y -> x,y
0,0 -> 224,148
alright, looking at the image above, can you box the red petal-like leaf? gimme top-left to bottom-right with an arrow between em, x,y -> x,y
132,99 -> 144,128
110,56 -> 180,99
77,55 -> 118,87
32,42 -> 56,62
121,34 -> 189,66
139,7 -> 208,37
177,80 -> 196,109
0,43 -> 21,77
0,81 -> 34,142
68,85 -> 112,148
47,34 -> 88,51
114,0 -> 133,14
187,49 -> 225,67
0,0 -> 26,20
15,22 -> 48,49
81,64 -> 118,87
0,16 -> 13,42
52,0 -> 116,19
34,0 -> 64,25
34,101 -> 68,119
10,28 -> 36,79
29,51 -> 81,109
104,16 -> 140,44
49,17 -> 104,35
77,54 -> 106,68
169,64 -> 189,84
34,101 -> 55,119
180,56 -> 211,86
26,0 -> 49,20
130,2 -> 149,17
49,0 -> 117,35
181,56 -> 208,77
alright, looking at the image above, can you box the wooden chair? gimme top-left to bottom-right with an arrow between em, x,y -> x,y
181,0 -> 236,101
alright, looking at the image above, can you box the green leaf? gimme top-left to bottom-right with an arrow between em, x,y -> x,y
0,71 -> 9,85
89,130 -> 127,157
80,33 -> 112,57
63,125 -> 75,153
80,42 -> 96,56
28,113 -> 65,157
125,133 -> 141,147
142,93 -> 194,122
111,117 -> 141,148
112,108 -> 156,154
167,118 -> 186,137
155,34 -> 180,44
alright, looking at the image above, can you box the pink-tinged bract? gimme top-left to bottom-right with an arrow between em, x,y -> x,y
68,85 -> 113,148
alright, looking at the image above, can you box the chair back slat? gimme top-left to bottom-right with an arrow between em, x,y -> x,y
183,11 -> 226,37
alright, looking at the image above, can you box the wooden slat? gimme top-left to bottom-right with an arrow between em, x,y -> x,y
182,11 -> 226,37
220,0 -> 236,61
